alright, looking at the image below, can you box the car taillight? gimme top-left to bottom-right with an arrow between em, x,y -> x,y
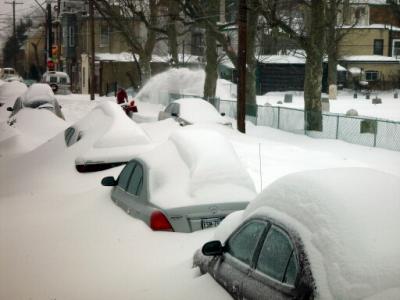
150,211 -> 173,231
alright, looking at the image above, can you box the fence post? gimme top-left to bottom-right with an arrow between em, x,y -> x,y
336,115 -> 340,140
277,106 -> 280,129
373,120 -> 377,147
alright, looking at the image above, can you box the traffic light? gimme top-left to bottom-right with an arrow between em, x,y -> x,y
47,59 -> 55,71
51,45 -> 58,57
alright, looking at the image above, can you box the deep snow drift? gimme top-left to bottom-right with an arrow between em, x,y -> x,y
1,69 -> 400,299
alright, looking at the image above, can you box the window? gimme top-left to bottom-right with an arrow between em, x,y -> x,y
191,33 -> 204,56
365,70 -> 379,81
227,221 -> 267,265
68,26 -> 75,47
64,127 -> 75,146
117,162 -> 136,190
373,39 -> 384,56
392,40 -> 400,58
50,76 -> 58,83
256,226 -> 298,284
100,23 -> 109,47
165,103 -> 179,115
127,163 -> 144,196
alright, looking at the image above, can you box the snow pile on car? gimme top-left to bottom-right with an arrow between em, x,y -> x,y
20,83 -> 55,104
142,127 -> 256,208
241,168 -> 400,299
174,98 -> 227,124
79,101 -> 151,149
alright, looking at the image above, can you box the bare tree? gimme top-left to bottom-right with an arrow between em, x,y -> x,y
261,0 -> 326,131
181,0 -> 260,106
94,0 -> 164,87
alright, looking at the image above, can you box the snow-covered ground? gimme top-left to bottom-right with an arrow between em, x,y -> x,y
0,69 -> 400,299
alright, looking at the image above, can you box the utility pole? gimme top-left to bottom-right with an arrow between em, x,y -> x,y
5,0 -> 23,68
46,0 -> 52,67
237,0 -> 247,133
89,0 -> 95,100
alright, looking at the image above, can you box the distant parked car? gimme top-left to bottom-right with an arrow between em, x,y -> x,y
101,128 -> 256,232
7,83 -> 64,120
158,98 -> 231,126
66,101 -> 154,172
194,168 -> 400,300
41,71 -> 71,94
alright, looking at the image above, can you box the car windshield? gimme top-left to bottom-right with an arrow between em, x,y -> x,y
25,100 -> 53,109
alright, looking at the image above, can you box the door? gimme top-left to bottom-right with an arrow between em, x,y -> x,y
212,220 -> 268,299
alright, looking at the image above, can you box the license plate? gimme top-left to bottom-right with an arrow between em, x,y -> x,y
201,217 -> 223,229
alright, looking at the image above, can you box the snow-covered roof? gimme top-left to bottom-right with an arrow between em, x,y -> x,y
340,55 -> 400,63
95,52 -> 202,64
340,24 -> 400,32
241,168 -> 400,299
139,127 -> 256,209
349,0 -> 388,4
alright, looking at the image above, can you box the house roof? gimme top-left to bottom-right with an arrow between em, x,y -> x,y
339,55 -> 400,63
340,24 -> 400,32
349,0 -> 389,4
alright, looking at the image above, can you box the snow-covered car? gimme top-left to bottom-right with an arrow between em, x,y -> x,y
0,81 -> 28,122
158,98 -> 231,126
193,168 -> 400,299
67,101 -> 154,172
101,128 -> 256,233
7,83 -> 64,121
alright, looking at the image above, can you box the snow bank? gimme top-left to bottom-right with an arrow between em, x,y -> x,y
242,167 -> 400,299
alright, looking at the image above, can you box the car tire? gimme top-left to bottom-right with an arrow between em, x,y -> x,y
50,83 -> 58,93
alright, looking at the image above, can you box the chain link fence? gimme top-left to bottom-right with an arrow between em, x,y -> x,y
165,93 -> 400,151
219,99 -> 400,152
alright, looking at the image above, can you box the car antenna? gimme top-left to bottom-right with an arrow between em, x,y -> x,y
259,142 -> 263,192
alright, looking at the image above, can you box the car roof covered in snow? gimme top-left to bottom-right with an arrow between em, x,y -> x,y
0,81 -> 27,102
238,167 -> 400,299
20,83 -> 56,104
172,98 -> 228,124
74,101 -> 154,164
137,127 -> 256,209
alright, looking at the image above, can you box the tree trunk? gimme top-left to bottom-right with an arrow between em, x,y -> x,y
304,0 -> 325,131
203,0 -> 219,99
245,1 -> 259,113
326,0 -> 338,87
168,0 -> 179,66
139,54 -> 152,85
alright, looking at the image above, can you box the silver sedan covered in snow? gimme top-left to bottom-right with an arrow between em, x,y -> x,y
101,127 -> 256,232
193,168 -> 400,299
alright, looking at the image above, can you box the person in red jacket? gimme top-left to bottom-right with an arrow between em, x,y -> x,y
116,87 -> 128,105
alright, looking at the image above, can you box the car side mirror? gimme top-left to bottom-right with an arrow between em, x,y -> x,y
202,240 -> 224,256
220,112 -> 226,116
7,107 -> 13,111
101,176 -> 117,186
